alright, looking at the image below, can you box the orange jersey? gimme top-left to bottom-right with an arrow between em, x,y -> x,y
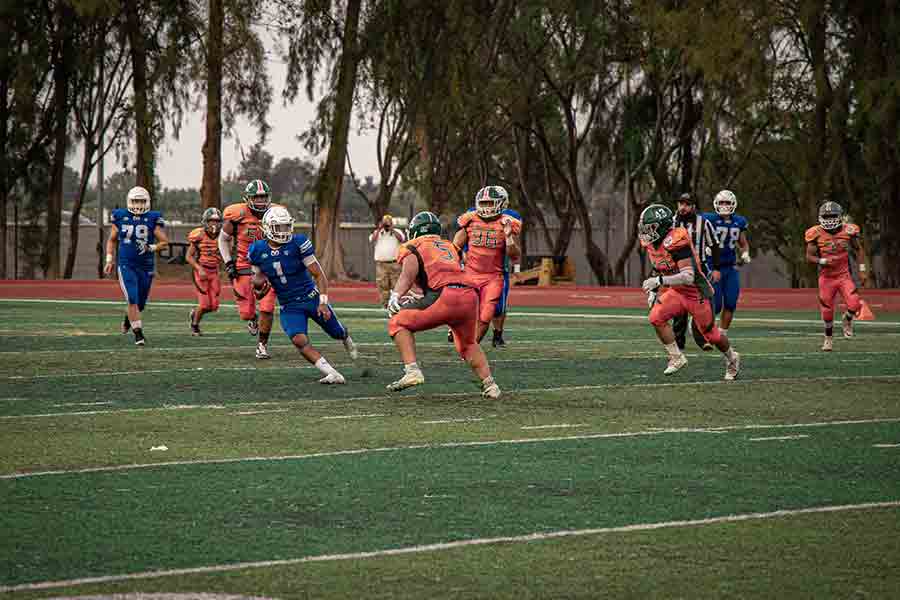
805,223 -> 860,277
396,234 -> 465,291
456,211 -> 522,278
640,227 -> 714,298
223,203 -> 281,268
187,227 -> 222,269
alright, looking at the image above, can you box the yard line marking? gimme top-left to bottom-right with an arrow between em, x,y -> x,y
421,417 -> 486,424
321,413 -> 385,420
3,374 -> 900,421
2,298 -> 899,327
3,415 -> 900,480
231,409 -> 290,416
521,423 -> 588,430
1,500 -> 898,593
0,397 -> 27,402
748,434 -> 810,442
873,443 -> 900,448
52,401 -> 114,407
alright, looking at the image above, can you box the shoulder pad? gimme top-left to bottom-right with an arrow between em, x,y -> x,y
663,227 -> 691,250
502,208 -> 523,220
737,215 -> 749,229
188,227 -> 203,242
804,225 -> 821,243
457,211 -> 477,228
845,223 -> 860,236
223,204 -> 245,221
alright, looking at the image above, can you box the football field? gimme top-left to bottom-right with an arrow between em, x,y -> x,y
1,298 -> 900,598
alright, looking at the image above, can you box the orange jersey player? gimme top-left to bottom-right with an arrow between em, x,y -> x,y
452,185 -> 522,344
186,208 -> 224,336
386,211 -> 501,398
638,204 -> 741,380
805,201 -> 868,351
217,179 -> 279,359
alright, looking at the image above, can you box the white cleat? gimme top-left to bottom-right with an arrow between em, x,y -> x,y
482,382 -> 501,399
343,336 -> 359,360
663,354 -> 688,375
255,342 -> 270,360
318,372 -> 346,384
822,336 -> 833,352
842,314 -> 854,338
387,369 -> 425,392
724,352 -> 741,381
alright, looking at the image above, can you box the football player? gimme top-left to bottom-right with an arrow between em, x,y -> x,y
703,190 -> 751,336
218,179 -> 278,359
387,211 -> 501,398
247,206 -> 358,383
639,204 -> 741,380
186,207 -> 224,336
452,185 -> 522,345
805,201 -> 868,351
103,186 -> 169,346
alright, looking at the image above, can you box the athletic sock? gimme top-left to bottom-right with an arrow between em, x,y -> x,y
482,375 -> 496,387
664,342 -> 682,359
132,320 -> 142,330
824,321 -> 834,337
724,347 -> 738,361
314,357 -> 337,376
404,362 -> 420,373
844,311 -> 855,322
720,327 -> 728,335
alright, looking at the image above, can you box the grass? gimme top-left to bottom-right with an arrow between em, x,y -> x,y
1,298 -> 899,598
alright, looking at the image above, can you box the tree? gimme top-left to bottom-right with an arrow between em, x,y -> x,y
236,142 -> 274,183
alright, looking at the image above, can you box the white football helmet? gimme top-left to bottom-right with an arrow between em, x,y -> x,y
713,190 -> 737,216
261,206 -> 294,244
818,201 -> 843,231
126,186 -> 151,215
474,185 -> 509,219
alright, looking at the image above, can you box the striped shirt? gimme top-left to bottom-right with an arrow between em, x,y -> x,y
674,213 -> 720,273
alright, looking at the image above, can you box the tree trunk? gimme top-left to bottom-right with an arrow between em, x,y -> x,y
313,0 -> 362,278
200,0 -> 223,211
65,143 -> 94,279
125,1 -> 154,191
0,65 -> 8,279
45,3 -> 75,279
613,183 -> 642,284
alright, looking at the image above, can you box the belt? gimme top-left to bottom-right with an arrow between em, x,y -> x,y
376,260 -> 397,264
447,283 -> 470,289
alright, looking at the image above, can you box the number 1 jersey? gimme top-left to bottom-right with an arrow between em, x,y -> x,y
111,208 -> 165,269
247,234 -> 318,305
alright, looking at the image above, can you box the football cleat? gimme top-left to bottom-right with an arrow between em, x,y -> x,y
343,336 -> 359,360
318,372 -> 346,384
247,318 -> 259,336
255,342 -> 270,360
822,336 -> 833,352
724,352 -> 741,381
121,315 -> 131,335
842,314 -> 854,338
133,328 -> 145,346
492,332 -> 506,348
387,369 -> 425,392
189,310 -> 201,336
663,354 -> 688,375
447,329 -> 454,344
482,379 -> 501,399
702,342 -> 714,352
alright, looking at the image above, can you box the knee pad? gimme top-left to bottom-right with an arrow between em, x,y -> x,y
292,334 -> 310,350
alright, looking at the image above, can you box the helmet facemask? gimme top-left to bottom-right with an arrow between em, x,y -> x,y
819,203 -> 843,231
638,222 -> 661,244
202,208 -> 222,237
127,187 -> 151,215
246,194 -> 271,214
713,190 -> 737,216
262,207 -> 294,244
475,186 -> 509,219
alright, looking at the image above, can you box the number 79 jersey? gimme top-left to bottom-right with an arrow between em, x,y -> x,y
111,208 -> 165,269
247,234 -> 318,306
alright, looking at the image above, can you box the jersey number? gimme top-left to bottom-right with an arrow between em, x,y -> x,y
272,261 -> 288,284
121,224 -> 149,244
432,240 -> 456,262
716,226 -> 740,250
470,228 -> 499,248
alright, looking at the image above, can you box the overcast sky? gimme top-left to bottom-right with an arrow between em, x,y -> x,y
77,35 -> 380,192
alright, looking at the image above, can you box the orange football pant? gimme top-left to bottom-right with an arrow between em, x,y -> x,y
649,287 -> 723,345
818,274 -> 860,322
193,267 -> 222,311
389,286 -> 480,360
232,274 -> 275,320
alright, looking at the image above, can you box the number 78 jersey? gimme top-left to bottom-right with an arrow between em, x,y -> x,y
112,208 -> 165,269
247,234 -> 318,306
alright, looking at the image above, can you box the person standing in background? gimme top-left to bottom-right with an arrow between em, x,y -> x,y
370,214 -> 406,307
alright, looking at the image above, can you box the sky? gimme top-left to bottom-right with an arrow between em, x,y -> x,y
77,34 -> 380,191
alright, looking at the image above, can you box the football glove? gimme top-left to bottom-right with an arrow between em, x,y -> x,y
740,251 -> 751,265
642,275 -> 663,293
647,290 -> 658,309
224,259 -> 238,280
387,291 -> 402,316
135,239 -> 150,255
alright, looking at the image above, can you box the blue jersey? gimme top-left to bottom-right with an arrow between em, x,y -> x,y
112,208 -> 165,269
247,234 -> 318,306
703,213 -> 748,267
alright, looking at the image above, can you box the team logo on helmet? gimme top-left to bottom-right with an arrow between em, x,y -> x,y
474,185 -> 509,219
638,204 -> 674,245
243,179 -> 272,213
408,211 -> 442,239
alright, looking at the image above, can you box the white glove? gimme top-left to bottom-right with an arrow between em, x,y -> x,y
642,275 -> 662,294
135,239 -> 149,255
740,251 -> 751,264
647,290 -> 658,308
387,291 -> 402,316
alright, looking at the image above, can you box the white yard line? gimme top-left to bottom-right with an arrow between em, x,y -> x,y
2,297 -> 899,327
748,434 -> 811,442
521,423 -> 588,430
421,418 -> 486,424
1,500 -> 897,593
873,443 -> 900,448
3,415 -> 900,480
231,409 -> 290,416
3,374 -> 900,421
321,413 -> 385,420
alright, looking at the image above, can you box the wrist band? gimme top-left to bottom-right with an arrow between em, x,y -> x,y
319,294 -> 329,305
149,244 -> 158,253
105,254 -> 114,264
859,264 -> 867,272
818,258 -> 828,265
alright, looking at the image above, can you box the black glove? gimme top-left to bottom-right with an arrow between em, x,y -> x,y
225,259 -> 238,280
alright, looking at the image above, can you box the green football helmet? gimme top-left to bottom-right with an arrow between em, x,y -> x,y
242,179 -> 271,213
201,207 -> 222,236
638,204 -> 674,245
408,211 -> 442,239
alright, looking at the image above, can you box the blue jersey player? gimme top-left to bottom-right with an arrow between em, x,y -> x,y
703,189 -> 752,335
104,186 -> 168,346
248,206 -> 358,383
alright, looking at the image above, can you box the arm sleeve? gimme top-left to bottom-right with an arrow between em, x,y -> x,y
297,236 -> 315,260
218,230 -> 233,262
669,246 -> 693,262
661,266 -> 695,286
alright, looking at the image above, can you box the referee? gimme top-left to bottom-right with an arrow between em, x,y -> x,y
673,192 -> 721,350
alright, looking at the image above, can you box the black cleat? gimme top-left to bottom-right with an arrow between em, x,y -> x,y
492,331 -> 506,348
447,329 -> 454,344
121,315 -> 131,335
190,310 -> 201,336
133,328 -> 146,346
